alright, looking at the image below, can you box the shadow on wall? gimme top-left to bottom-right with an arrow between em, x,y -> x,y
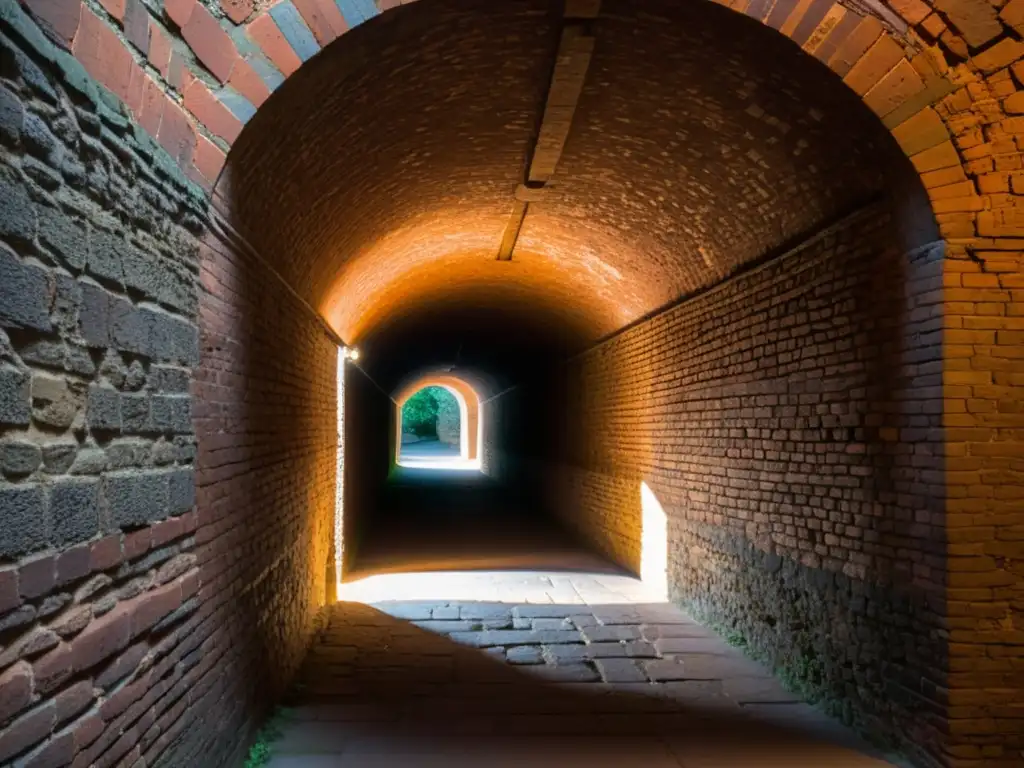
196,224 -> 340,761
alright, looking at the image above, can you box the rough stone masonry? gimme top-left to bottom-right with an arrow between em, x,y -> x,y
0,4 -> 206,765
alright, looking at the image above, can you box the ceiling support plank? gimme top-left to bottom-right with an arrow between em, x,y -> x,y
495,0 -> 599,261
497,199 -> 529,261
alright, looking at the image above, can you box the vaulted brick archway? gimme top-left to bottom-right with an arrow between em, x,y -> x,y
2,0 -> 1022,765
395,375 -> 481,462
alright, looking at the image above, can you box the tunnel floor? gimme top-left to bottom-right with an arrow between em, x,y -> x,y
262,472 -> 894,767
266,568 -> 892,767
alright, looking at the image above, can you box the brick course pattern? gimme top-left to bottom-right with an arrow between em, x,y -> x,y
191,219 -> 338,766
495,205 -> 1021,767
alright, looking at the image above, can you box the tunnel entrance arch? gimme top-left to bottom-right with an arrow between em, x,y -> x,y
395,375 -> 482,468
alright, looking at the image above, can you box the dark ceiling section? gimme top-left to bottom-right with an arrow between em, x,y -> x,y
220,0 -> 934,392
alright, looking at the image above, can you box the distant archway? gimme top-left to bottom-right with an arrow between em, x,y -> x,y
395,375 -> 481,466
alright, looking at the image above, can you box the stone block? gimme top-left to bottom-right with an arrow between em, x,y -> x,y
151,394 -> 191,434
150,365 -> 188,392
79,282 -> 111,348
86,229 -> 125,284
120,392 -> 152,433
51,477 -> 100,547
69,447 -> 106,475
0,243 -> 51,331
104,470 -> 169,528
86,385 -> 121,431
148,312 -> 198,364
41,440 -> 77,474
37,204 -> 87,270
21,111 -> 59,166
31,374 -> 83,429
0,484 -> 46,558
0,365 -> 30,425
168,468 -> 195,515
0,440 -> 41,477
0,165 -> 35,246
110,300 -> 151,357
0,81 -> 23,145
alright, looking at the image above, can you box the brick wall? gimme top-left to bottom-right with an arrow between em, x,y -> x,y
0,5 -> 209,765
495,205 -> 958,765
942,248 -> 1024,766
190,218 -> 338,766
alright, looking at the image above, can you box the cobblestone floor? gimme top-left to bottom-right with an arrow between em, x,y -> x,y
264,565 -> 895,767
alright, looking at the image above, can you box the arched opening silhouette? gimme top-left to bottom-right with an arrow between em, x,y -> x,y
393,374 -> 482,470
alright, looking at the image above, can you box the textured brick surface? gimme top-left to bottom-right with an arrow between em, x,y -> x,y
488,206 -> 982,767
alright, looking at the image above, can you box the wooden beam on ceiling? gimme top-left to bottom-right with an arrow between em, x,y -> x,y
495,1 -> 599,261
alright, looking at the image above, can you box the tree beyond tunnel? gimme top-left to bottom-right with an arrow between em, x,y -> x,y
0,0 -> 1021,766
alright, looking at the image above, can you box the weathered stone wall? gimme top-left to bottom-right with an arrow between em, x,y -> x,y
499,206 -> 957,765
0,4 -> 207,765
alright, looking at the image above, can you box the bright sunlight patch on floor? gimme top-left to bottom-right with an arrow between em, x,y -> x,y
396,456 -> 482,471
337,568 -> 664,606
640,482 -> 669,601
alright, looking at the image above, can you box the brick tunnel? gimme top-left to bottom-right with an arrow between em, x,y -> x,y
1,0 -> 1023,765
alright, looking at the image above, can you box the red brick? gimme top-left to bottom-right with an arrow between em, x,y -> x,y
156,94 -> 197,166
23,731 -> 73,768
55,544 -> 90,587
123,528 -> 152,561
71,715 -> 103,752
54,680 -> 93,726
293,0 -> 348,46
131,582 -> 182,638
180,510 -> 199,534
95,641 -> 147,689
99,674 -> 149,721
148,21 -> 173,79
151,517 -> 183,549
71,607 -> 130,673
184,81 -> 243,143
180,569 -> 200,600
227,57 -> 271,107
222,0 -> 254,24
89,535 -> 122,573
98,0 -> 124,20
247,14 -> 302,76
0,567 -> 20,614
19,553 -> 55,599
139,75 -> 166,138
181,3 -> 240,83
24,0 -> 82,44
163,0 -> 194,28
0,702 -> 56,763
72,7 -> 134,102
125,59 -> 147,116
32,645 -> 72,696
0,662 -> 33,724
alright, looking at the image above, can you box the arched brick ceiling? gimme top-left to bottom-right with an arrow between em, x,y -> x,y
219,0 -> 933,386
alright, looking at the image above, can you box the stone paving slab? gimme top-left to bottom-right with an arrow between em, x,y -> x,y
266,569 -> 893,767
